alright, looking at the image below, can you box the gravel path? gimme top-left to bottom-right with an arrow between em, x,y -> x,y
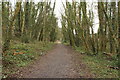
11,44 -> 94,78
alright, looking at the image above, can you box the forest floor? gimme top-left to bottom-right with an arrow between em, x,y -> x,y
3,42 -> 118,78
10,43 -> 94,78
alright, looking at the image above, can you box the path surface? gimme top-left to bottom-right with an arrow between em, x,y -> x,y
12,44 -> 94,78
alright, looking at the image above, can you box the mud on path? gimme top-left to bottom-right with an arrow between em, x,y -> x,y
11,44 -> 94,78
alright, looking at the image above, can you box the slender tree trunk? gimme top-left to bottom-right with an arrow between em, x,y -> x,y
117,1 -> 120,67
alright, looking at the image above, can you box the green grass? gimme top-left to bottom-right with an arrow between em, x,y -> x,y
2,41 -> 55,78
75,47 -> 119,78
75,46 -> 86,53
62,41 -> 70,46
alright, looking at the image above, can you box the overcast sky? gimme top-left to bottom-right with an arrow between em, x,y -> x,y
53,0 -> 99,33
9,0 -> 118,33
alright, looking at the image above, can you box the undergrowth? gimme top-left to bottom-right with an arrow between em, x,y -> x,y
2,41 -> 54,78
75,47 -> 119,78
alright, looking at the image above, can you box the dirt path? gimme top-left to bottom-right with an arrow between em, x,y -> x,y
12,44 -> 94,78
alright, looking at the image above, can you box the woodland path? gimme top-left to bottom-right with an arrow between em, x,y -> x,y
12,43 -> 94,78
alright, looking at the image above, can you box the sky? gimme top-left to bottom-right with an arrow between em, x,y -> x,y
8,0 -> 118,33
53,0 -> 99,33
49,0 -> 99,33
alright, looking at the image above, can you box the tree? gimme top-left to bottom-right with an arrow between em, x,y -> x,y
2,1 -> 58,51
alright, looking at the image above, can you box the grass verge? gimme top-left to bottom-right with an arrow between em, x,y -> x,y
2,41 -> 55,78
75,47 -> 119,78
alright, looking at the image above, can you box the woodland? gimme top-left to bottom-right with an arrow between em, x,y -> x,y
1,1 -> 120,78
